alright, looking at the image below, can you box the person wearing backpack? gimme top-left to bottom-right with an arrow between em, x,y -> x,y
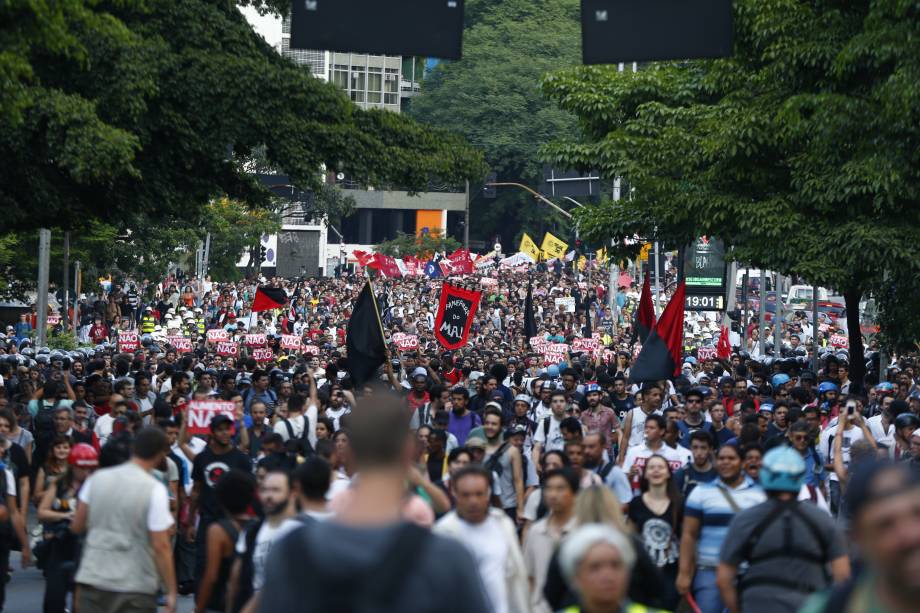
259,396 -> 489,612
272,381 -> 317,464
487,424 -> 528,525
717,446 -> 850,613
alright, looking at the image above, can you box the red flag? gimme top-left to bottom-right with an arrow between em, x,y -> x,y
635,271 -> 657,342
717,325 -> 732,359
434,283 -> 482,349
251,286 -> 287,312
380,255 -> 402,278
367,253 -> 386,270
629,282 -> 686,382
448,248 -> 474,274
353,250 -> 374,267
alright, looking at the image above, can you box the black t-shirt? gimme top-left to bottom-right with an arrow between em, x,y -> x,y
192,446 -> 251,521
627,495 -> 681,570
3,443 -> 29,498
612,394 -> 637,423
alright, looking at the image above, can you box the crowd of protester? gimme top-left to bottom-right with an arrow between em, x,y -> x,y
0,263 -> 918,613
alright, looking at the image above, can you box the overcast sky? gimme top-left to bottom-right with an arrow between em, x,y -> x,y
239,5 -> 282,49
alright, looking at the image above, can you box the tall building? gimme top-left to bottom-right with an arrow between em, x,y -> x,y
270,16 -> 465,276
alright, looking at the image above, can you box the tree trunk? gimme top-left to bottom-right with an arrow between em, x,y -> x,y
844,289 -> 865,395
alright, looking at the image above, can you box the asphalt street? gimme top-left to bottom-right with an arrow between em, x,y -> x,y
4,551 -> 196,612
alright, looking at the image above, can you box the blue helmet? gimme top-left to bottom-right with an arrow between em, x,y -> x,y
771,373 -> 790,388
817,381 -> 839,395
760,446 -> 806,493
584,382 -> 601,394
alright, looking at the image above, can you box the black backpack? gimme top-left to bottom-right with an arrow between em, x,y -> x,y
34,399 -> 62,436
281,417 -> 314,462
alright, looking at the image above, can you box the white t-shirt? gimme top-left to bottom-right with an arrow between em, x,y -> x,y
626,407 -> 662,447
866,415 -> 895,455
622,443 -> 686,495
173,437 -> 207,495
3,469 -> 14,498
94,413 -> 117,445
236,519 -> 302,591
668,443 -> 693,467
818,422 -> 866,483
451,516 -> 509,613
325,406 -> 351,431
274,406 -> 319,448
533,414 -> 565,452
79,474 -> 173,532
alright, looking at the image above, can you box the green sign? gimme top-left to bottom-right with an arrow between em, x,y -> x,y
683,237 -> 726,301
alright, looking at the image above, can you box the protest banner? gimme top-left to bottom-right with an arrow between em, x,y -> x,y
529,335 -> 548,351
245,334 -> 267,347
480,277 -> 499,287
207,329 -> 229,343
542,343 -> 569,364
167,336 -> 193,353
392,332 -> 419,350
280,335 -> 302,350
216,341 -> 238,357
185,400 -> 235,435
830,334 -> 849,348
301,344 -> 320,355
696,346 -> 718,361
252,347 -> 274,362
554,297 -> 576,313
118,332 -> 139,352
572,337 -> 599,353
47,315 -> 62,326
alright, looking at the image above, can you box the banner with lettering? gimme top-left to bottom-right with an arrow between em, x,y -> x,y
216,341 -> 239,357
251,347 -> 274,362
244,334 -> 267,348
392,332 -> 419,351
167,336 -> 193,353
280,335 -> 303,350
118,332 -> 140,353
185,400 -> 235,435
542,343 -> 569,364
207,329 -> 229,343
434,283 -> 482,350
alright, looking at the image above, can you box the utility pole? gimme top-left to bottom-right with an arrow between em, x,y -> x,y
774,272 -> 783,354
62,231 -> 70,320
201,232 -> 211,278
740,270 -> 749,349
758,269 -> 766,356
812,285 -> 819,371
463,180 -> 470,250
36,229 -> 51,347
652,239 -> 661,317
72,261 -> 81,335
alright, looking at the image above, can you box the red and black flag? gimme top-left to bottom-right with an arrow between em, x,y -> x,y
434,283 -> 482,350
717,324 -> 732,360
345,282 -> 387,387
523,277 -> 538,340
251,286 -> 288,313
634,270 -> 656,343
629,281 -> 686,383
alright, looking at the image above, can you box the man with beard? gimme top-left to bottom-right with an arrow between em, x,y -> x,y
582,432 -> 632,503
579,383 -> 620,455
800,461 -> 920,613
608,374 -> 636,425
185,414 -> 252,591
230,467 -> 296,611
447,387 -> 481,446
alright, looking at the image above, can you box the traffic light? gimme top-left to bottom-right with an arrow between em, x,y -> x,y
259,246 -> 267,262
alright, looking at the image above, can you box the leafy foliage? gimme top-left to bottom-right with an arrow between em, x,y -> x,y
0,0 -> 486,233
376,232 -> 460,260
408,0 -> 581,244
542,0 -> 920,373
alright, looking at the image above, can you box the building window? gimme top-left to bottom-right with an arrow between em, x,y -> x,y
350,66 -> 366,92
333,64 -> 348,90
367,67 -> 382,103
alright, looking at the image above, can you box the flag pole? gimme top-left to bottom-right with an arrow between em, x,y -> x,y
363,269 -> 388,350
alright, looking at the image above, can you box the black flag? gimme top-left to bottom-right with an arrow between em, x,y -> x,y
345,282 -> 387,387
630,282 -> 686,383
523,278 -> 538,339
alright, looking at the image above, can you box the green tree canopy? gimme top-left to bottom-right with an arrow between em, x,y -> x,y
1,0 -> 485,232
408,0 -> 581,245
376,232 -> 460,260
542,0 -> 920,386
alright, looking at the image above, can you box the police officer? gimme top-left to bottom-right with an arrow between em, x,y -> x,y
141,307 -> 156,334
716,446 -> 851,613
194,307 -> 205,335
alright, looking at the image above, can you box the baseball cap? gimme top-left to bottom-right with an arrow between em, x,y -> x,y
504,425 -> 528,439
465,437 -> 487,450
412,366 -> 428,380
210,414 -> 233,430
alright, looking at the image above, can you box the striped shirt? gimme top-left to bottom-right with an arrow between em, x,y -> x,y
685,477 -> 765,567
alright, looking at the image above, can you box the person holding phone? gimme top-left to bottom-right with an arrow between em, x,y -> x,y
818,398 -> 876,517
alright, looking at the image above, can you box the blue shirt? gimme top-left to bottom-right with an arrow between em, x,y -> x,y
685,477 -> 766,566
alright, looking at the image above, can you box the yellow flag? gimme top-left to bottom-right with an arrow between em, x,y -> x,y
596,248 -> 608,264
577,256 -> 587,271
519,233 -> 541,262
638,243 -> 652,262
541,232 -> 568,260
